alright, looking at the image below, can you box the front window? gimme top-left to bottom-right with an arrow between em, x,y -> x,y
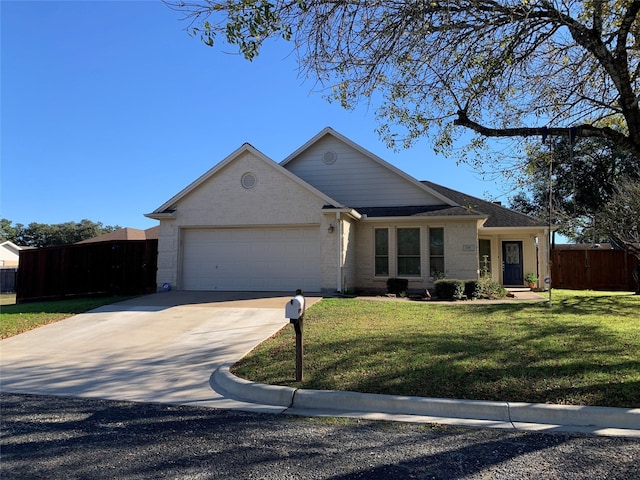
397,228 -> 421,276
429,227 -> 444,278
374,228 -> 389,276
479,239 -> 491,276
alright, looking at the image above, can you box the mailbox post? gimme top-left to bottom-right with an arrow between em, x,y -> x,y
285,289 -> 305,381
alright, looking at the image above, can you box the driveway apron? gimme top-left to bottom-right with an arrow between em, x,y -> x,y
0,292 -> 317,411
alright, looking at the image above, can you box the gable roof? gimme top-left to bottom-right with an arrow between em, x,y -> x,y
0,241 -> 23,252
76,226 -> 159,244
147,143 -> 344,218
421,181 -> 546,228
281,127 -> 458,207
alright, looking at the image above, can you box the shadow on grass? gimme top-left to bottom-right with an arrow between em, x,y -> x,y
235,299 -> 640,408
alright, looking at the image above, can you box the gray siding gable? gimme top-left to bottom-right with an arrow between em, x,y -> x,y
281,128 -> 456,208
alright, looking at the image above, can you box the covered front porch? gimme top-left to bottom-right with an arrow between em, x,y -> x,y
478,227 -> 550,289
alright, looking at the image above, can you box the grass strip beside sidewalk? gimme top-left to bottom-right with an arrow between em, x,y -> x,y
232,290 -> 640,409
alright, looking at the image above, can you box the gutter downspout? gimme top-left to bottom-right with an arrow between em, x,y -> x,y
336,212 -> 342,293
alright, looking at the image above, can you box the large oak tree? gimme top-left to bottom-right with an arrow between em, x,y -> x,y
167,0 -> 640,160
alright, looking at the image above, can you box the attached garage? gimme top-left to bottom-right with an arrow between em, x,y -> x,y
180,227 -> 321,292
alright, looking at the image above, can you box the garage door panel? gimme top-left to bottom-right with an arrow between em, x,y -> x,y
182,228 -> 320,292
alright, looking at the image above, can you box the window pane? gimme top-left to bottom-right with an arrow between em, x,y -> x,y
429,228 -> 444,256
429,228 -> 444,278
430,258 -> 445,277
398,257 -> 420,276
375,229 -> 388,255
397,228 -> 420,276
375,228 -> 389,276
375,257 -> 389,276
479,239 -> 491,275
397,228 -> 420,255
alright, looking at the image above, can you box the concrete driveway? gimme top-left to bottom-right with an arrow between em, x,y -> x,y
0,291 -> 321,411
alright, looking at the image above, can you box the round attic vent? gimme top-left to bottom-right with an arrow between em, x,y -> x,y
323,150 -> 337,165
241,172 -> 257,189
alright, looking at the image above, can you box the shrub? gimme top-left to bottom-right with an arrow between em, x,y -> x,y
434,279 -> 465,300
478,277 -> 508,299
387,278 -> 409,296
464,280 -> 481,300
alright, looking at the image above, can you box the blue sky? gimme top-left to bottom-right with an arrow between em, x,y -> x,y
2,0 -> 512,231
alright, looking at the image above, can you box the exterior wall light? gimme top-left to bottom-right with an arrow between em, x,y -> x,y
328,224 -> 335,233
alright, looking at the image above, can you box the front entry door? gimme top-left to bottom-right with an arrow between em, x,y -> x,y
502,241 -> 523,286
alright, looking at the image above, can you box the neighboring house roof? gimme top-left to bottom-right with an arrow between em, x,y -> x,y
0,241 -> 23,253
421,181 -> 546,228
76,226 -> 159,244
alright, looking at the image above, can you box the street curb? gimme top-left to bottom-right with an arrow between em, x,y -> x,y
292,388 -> 510,422
508,402 -> 639,430
213,364 -> 296,407
213,365 -> 640,431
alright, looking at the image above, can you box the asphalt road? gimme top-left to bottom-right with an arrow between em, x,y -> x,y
2,393 -> 639,480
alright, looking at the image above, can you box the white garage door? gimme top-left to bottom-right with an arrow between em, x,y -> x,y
181,228 -> 321,292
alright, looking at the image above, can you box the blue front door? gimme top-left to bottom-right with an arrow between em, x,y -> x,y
502,241 -> 523,286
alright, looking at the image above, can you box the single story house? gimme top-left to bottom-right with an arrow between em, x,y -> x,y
0,241 -> 23,267
146,128 -> 549,294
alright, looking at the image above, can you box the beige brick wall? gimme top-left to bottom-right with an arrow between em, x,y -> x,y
354,220 -> 480,292
155,152 -> 329,291
442,222 -> 480,280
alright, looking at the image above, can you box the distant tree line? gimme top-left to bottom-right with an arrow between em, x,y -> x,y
0,219 -> 121,248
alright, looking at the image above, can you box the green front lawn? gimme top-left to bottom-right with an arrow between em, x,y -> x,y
233,290 -> 640,408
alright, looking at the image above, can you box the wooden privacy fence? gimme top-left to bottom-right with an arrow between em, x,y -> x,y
16,240 -> 158,303
551,248 -> 639,291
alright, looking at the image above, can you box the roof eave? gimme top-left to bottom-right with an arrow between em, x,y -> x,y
145,211 -> 176,220
322,207 -> 363,220
360,214 -> 488,222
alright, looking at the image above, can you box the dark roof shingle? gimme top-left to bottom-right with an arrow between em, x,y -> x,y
421,181 -> 545,228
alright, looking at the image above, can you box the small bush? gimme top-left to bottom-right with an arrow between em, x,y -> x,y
464,280 -> 481,300
478,277 -> 507,299
434,279 -> 465,300
387,278 -> 409,295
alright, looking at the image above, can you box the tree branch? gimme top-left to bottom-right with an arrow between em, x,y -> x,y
454,109 -> 638,157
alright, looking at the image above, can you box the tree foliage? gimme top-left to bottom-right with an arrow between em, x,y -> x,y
599,178 -> 640,253
0,219 -> 121,248
509,137 -> 639,242
167,0 -> 640,160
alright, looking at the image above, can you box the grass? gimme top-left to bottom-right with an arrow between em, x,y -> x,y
0,295 -> 134,338
232,290 -> 640,408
